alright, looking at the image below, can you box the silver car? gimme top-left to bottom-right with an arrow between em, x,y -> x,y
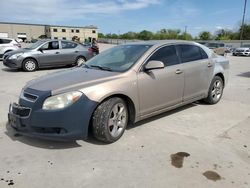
8,41 -> 229,143
3,39 -> 94,71
232,47 -> 250,56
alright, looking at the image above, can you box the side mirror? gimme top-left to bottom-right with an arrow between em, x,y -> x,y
38,48 -> 44,53
144,60 -> 164,71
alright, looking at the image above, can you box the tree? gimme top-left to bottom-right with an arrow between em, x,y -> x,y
178,32 -> 193,40
137,30 -> 153,40
199,31 -> 212,40
215,29 -> 234,40
98,33 -> 105,38
239,24 -> 250,40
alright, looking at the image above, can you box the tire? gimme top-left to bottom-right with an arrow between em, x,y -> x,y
75,56 -> 86,66
204,76 -> 224,104
22,58 -> 38,72
92,97 -> 128,143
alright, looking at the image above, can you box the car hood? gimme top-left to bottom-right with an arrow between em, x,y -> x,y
24,67 -> 121,95
6,49 -> 30,56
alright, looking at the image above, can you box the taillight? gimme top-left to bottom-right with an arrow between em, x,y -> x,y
14,43 -> 21,48
88,47 -> 93,52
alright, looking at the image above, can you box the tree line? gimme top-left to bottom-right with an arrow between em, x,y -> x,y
98,24 -> 250,41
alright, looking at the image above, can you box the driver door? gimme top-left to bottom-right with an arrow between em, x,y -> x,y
36,41 -> 62,67
137,45 -> 184,116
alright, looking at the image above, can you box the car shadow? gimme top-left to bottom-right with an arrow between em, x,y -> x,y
1,65 -> 71,73
5,123 -> 81,149
238,72 -> 250,78
1,68 -> 20,72
127,102 -> 199,130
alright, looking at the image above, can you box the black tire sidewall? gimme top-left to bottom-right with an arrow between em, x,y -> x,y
107,98 -> 128,141
92,97 -> 128,143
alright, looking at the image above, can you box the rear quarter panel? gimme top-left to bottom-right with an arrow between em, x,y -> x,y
212,55 -> 229,86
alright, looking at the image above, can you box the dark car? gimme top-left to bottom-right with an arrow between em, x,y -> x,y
3,39 -> 94,71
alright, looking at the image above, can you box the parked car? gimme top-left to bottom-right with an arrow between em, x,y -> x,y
232,47 -> 250,56
3,39 -> 94,71
204,42 -> 226,56
0,38 -> 21,59
8,41 -> 229,143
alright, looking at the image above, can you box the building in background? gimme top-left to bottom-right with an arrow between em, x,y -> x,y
0,22 -> 98,42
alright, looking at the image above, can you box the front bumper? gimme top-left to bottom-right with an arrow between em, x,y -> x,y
3,58 -> 22,68
8,88 -> 98,141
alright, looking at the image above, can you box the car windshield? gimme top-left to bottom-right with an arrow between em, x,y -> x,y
24,41 -> 45,49
84,44 -> 152,72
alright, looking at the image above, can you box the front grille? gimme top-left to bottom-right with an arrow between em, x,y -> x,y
11,103 -> 31,117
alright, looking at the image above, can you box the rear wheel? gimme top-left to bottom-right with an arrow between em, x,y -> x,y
204,76 -> 224,104
75,56 -> 86,66
92,97 -> 128,143
22,58 -> 38,72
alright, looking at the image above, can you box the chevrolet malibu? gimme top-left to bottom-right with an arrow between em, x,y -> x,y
8,41 -> 229,143
3,39 -> 94,71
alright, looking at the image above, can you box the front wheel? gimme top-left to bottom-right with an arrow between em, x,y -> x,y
22,58 -> 38,72
204,76 -> 224,104
92,97 -> 128,143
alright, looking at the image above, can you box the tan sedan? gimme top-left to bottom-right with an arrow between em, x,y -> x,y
8,40 -> 229,143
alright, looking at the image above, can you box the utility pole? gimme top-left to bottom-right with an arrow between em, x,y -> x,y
240,0 -> 247,46
184,26 -> 187,40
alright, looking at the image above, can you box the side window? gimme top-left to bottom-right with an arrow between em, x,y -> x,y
200,48 -> 208,59
178,45 -> 203,63
40,41 -> 59,50
1,39 -> 11,44
147,45 -> 179,66
61,41 -> 77,49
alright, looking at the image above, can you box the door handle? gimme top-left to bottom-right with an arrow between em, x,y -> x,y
55,52 -> 60,54
207,62 -> 213,67
175,69 -> 183,74
75,51 -> 79,53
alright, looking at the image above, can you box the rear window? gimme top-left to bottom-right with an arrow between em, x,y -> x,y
61,41 -> 77,49
178,44 -> 206,63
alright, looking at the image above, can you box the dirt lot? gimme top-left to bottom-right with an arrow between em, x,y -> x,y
0,46 -> 250,188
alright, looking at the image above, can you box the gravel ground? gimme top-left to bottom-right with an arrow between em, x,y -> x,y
0,47 -> 250,188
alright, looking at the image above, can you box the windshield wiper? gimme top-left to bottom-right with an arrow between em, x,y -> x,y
89,65 -> 113,71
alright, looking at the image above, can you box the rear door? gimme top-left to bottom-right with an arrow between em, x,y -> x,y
137,45 -> 184,116
176,44 -> 213,101
60,41 -> 79,64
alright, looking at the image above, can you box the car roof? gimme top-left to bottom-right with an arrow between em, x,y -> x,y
37,39 -> 78,43
122,40 -> 202,47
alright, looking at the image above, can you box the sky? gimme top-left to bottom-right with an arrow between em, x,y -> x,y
0,0 -> 249,36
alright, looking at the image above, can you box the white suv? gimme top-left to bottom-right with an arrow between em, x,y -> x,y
0,38 -> 21,59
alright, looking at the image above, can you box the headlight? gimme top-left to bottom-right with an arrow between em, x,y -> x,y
42,91 -> 82,110
9,53 -> 23,59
